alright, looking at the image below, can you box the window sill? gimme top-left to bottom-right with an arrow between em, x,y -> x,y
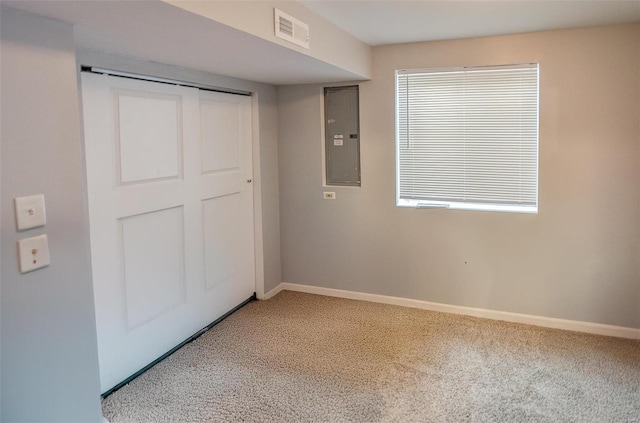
397,199 -> 538,214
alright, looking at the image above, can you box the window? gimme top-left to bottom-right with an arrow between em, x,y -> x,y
396,64 -> 539,213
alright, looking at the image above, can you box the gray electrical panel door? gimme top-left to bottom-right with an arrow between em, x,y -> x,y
324,86 -> 360,186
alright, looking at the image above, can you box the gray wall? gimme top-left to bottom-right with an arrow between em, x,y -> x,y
278,23 -> 640,329
1,8 -> 104,422
1,7 -> 283,422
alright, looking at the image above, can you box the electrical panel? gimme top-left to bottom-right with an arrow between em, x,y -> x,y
324,86 -> 360,186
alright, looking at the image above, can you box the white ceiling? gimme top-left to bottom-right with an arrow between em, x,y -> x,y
301,0 -> 640,46
4,1 -> 639,85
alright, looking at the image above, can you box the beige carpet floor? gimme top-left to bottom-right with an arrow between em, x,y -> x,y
102,291 -> 640,422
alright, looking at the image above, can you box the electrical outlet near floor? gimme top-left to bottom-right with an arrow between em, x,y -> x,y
323,191 -> 336,200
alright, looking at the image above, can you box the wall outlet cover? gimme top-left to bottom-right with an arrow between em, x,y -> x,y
18,234 -> 51,273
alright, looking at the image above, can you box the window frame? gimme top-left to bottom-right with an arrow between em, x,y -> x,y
395,63 -> 540,214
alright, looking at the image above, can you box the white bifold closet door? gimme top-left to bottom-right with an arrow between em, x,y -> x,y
81,73 -> 255,393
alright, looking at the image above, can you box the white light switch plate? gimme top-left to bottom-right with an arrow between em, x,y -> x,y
15,194 -> 46,230
18,234 -> 51,273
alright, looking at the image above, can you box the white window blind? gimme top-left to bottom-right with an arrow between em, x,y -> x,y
396,64 -> 539,213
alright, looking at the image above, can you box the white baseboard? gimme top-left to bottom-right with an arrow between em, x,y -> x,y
272,282 -> 640,340
261,283 -> 285,300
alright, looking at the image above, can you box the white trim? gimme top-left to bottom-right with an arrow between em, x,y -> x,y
399,198 -> 538,214
251,92 -> 265,300
279,283 -> 640,340
262,283 -> 285,300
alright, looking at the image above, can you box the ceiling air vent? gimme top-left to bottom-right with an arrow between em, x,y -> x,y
274,9 -> 309,49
